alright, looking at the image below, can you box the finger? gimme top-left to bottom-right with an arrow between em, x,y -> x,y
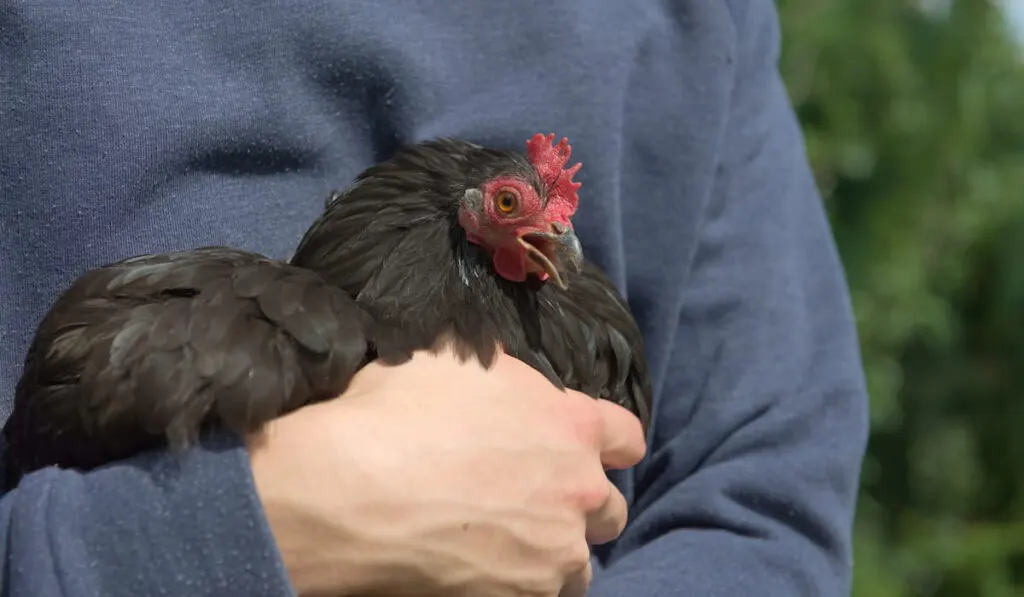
584,480 -> 629,545
592,399 -> 646,470
558,557 -> 593,597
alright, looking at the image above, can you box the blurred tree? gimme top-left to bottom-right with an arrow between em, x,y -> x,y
775,0 -> 1024,595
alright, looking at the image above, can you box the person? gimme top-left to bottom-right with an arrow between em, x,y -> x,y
0,0 -> 869,596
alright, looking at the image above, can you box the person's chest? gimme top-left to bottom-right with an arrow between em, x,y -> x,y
0,0 -> 737,413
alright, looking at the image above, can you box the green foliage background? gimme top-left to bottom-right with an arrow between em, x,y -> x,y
776,0 -> 1024,594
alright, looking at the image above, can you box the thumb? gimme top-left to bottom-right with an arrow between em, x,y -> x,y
592,399 -> 646,470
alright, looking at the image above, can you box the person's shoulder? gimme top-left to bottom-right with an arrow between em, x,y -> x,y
721,0 -> 780,25
723,0 -> 783,55
659,0 -> 781,53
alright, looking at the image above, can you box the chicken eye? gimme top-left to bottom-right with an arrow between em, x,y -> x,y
495,189 -> 518,214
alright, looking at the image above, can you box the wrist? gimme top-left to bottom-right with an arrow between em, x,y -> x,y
245,421 -> 377,596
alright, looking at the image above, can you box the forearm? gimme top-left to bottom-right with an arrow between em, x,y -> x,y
1,432 -> 294,597
590,0 -> 868,594
591,380 -> 865,596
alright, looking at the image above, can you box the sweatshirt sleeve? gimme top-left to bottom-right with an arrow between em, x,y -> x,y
589,1 -> 870,595
0,432 -> 295,597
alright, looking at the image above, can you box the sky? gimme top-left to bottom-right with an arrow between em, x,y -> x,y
920,0 -> 1023,43
1004,0 -> 1024,42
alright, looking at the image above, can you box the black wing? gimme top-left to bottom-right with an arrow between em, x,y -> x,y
2,247 -> 369,490
531,261 -> 653,433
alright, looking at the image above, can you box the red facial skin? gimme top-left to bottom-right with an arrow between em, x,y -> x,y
459,134 -> 583,284
458,176 -> 573,283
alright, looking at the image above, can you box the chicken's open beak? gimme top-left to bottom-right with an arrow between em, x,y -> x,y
517,223 -> 583,290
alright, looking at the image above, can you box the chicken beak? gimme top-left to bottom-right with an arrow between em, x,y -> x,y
517,223 -> 584,290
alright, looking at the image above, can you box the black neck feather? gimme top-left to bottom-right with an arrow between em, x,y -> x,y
290,138 -> 549,370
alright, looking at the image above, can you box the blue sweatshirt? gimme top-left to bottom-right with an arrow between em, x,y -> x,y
0,1 -> 868,595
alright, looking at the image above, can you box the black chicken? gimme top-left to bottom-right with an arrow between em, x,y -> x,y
1,134 -> 652,490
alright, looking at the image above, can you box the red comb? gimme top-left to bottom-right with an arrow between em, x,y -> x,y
525,133 -> 582,217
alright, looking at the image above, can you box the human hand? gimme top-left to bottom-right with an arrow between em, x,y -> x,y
246,346 -> 646,597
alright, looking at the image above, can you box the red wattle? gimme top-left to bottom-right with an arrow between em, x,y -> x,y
492,247 -> 527,282
491,246 -> 550,283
